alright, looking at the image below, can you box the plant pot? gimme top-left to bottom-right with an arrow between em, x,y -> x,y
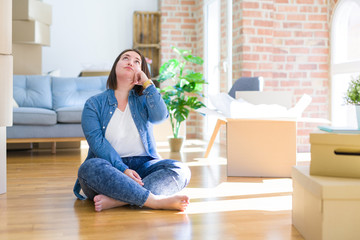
168,137 -> 184,152
356,105 -> 360,129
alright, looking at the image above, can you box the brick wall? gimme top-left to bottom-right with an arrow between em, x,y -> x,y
160,0 -> 337,152
231,0 -> 331,152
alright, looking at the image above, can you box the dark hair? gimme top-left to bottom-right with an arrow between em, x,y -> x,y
106,48 -> 151,95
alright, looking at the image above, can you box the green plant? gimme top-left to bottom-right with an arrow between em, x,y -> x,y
345,75 -> 360,105
157,47 -> 207,138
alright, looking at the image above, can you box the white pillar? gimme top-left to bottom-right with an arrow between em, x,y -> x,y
0,127 -> 6,194
0,0 -> 13,195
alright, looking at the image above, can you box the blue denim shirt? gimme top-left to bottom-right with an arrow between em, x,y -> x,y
73,85 -> 169,199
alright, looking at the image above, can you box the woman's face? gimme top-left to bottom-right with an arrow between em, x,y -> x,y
115,51 -> 142,84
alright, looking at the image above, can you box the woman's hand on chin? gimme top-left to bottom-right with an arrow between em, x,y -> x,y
133,70 -> 148,86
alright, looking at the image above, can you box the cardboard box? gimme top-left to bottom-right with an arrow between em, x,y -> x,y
0,54 -> 13,127
13,20 -> 50,46
226,91 -> 299,177
202,91 -> 328,177
310,132 -> 360,178
13,43 -> 42,75
13,0 -> 52,25
227,118 -> 296,177
292,165 -> 360,240
0,0 -> 12,54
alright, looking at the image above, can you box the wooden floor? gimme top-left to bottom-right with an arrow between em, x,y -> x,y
0,140 -> 305,240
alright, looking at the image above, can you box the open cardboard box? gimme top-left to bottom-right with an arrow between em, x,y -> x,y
201,91 -> 329,177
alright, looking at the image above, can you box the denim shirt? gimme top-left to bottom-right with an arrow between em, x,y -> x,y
73,85 -> 169,199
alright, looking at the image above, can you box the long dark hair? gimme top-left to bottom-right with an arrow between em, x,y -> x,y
106,48 -> 150,95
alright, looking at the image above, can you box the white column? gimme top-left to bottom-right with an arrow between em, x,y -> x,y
0,0 -> 13,195
0,127 -> 6,194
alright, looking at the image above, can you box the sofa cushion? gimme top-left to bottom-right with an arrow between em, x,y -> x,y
13,75 -> 52,109
7,124 -> 85,139
56,106 -> 83,123
13,107 -> 57,125
52,76 -> 107,110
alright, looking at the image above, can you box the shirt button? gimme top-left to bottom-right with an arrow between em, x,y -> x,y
103,126 -> 105,129
110,112 -> 112,114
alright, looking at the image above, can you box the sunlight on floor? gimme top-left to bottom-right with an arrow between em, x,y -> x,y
182,195 -> 292,214
179,179 -> 293,214
182,179 -> 292,199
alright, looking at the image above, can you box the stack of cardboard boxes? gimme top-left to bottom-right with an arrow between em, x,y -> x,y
0,0 -> 13,194
292,132 -> 360,240
12,0 -> 52,74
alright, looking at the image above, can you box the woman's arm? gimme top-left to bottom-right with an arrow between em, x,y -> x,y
81,98 -> 129,172
141,84 -> 169,124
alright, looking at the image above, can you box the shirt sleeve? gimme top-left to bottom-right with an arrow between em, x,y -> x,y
142,84 -> 169,124
81,98 -> 129,172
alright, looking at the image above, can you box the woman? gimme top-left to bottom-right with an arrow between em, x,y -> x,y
73,49 -> 191,212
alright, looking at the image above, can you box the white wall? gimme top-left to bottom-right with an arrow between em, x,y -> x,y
42,0 -> 158,77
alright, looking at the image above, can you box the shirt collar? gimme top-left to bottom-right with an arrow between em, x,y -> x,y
107,89 -> 117,106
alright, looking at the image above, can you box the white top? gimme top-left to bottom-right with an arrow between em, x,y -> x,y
105,104 -> 147,157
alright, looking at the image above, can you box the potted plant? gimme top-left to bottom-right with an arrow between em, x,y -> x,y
157,47 -> 207,151
345,75 -> 360,128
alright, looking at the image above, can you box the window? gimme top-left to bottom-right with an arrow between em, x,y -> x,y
331,0 -> 360,127
204,0 -> 221,141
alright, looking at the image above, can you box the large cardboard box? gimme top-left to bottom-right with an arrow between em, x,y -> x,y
292,165 -> 360,240
310,132 -> 360,178
227,118 -> 296,177
226,91 -> 298,177
13,43 -> 42,74
13,20 -> 50,46
0,0 -> 12,54
204,91 -> 327,177
0,55 -> 13,127
13,0 -> 52,25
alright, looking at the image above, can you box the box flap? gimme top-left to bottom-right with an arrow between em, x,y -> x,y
292,166 -> 360,199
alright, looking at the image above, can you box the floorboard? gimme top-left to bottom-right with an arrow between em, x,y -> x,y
0,140 -> 305,240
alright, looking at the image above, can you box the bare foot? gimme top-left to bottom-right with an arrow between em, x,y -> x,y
93,194 -> 128,212
146,194 -> 190,211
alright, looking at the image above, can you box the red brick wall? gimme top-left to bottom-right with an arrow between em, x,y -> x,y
160,0 -> 337,152
231,0 -> 330,152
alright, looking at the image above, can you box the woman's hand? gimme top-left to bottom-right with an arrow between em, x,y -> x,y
133,70 -> 148,86
124,169 -> 144,186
